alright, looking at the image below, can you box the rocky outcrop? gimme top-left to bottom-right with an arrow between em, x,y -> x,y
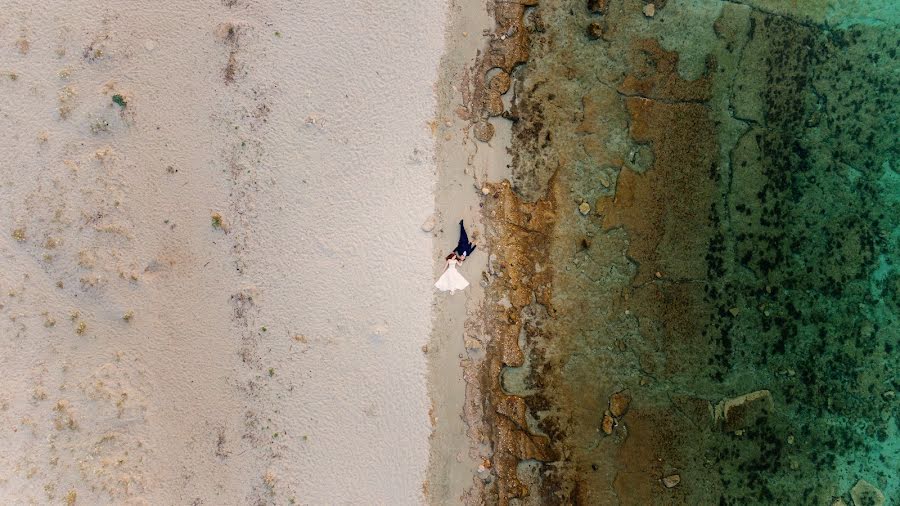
465,0 -> 537,142
714,390 -> 774,432
474,179 -> 559,504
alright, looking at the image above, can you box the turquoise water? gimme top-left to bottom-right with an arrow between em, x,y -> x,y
492,0 -> 899,503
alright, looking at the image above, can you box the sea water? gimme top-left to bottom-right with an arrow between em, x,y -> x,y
501,0 -> 898,503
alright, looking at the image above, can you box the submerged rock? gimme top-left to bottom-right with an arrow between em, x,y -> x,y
850,479 -> 884,506
609,391 -> 631,417
661,474 -> 681,488
473,121 -> 495,142
588,0 -> 609,15
587,21 -> 609,41
714,390 -> 773,432
601,412 -> 615,435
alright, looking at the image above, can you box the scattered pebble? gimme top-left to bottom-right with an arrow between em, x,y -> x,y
662,474 -> 681,488
579,201 -> 591,215
643,3 -> 656,17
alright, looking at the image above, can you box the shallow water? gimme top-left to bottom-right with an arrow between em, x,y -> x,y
491,0 -> 899,503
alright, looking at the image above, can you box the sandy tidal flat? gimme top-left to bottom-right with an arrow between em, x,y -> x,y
0,0 -> 446,503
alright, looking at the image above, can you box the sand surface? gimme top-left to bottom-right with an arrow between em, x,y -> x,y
426,0 -> 513,501
0,1 -> 446,503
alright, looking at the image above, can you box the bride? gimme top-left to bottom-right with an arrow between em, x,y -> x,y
435,253 -> 469,293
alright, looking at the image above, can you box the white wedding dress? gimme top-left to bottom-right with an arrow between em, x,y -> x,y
435,258 -> 469,293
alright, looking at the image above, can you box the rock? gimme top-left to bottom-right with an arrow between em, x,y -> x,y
851,479 -> 884,506
662,474 -> 681,488
643,3 -> 656,17
714,390 -> 773,432
579,202 -> 591,215
588,0 -> 609,15
486,91 -> 505,116
587,21 -> 608,41
832,499 -> 848,506
601,412 -> 615,435
473,121 -> 494,142
488,72 -> 511,94
609,391 -> 631,417
598,171 -> 611,188
421,214 -> 436,232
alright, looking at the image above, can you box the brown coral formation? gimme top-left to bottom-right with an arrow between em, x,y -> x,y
474,179 -> 559,503
466,0 -> 537,142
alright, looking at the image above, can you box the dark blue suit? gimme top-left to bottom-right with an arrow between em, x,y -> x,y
454,220 -> 477,257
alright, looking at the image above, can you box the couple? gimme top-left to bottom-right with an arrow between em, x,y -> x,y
435,220 -> 477,293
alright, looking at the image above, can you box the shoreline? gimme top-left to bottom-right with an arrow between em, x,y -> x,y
426,0 -> 516,502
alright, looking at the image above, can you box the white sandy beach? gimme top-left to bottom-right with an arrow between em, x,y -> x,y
0,0 -> 448,503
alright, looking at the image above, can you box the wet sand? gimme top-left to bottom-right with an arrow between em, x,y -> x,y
426,0 -> 518,502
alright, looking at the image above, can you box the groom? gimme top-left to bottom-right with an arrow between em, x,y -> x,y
454,220 -> 477,261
